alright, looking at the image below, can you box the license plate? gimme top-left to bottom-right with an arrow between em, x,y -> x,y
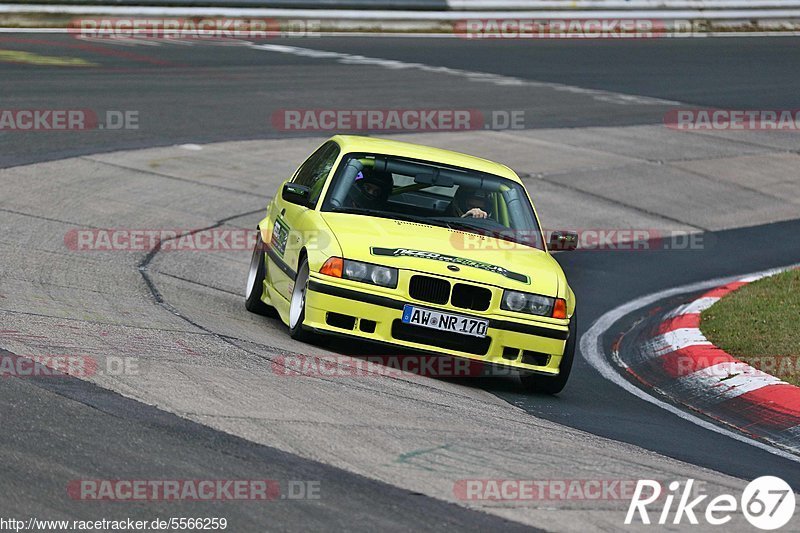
401,304 -> 488,338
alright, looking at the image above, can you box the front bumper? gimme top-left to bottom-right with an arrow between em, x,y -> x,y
304,275 -> 570,374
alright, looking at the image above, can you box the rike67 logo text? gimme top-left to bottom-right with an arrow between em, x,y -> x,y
626,477 -> 795,530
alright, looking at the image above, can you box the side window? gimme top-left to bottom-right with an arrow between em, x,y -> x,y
293,142 -> 340,206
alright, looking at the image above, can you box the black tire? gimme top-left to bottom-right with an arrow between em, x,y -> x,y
288,254 -> 315,342
245,232 -> 278,317
520,313 -> 577,395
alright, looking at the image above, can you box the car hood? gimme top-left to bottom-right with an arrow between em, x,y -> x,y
319,212 -> 563,296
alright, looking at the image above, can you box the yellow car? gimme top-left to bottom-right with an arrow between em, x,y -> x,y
246,135 -> 578,393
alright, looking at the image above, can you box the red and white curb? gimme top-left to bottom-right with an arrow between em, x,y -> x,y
619,269 -> 800,455
581,265 -> 800,462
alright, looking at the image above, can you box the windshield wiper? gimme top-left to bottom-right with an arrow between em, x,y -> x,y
430,218 -> 488,233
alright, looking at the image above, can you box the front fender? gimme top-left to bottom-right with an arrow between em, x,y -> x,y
300,211 -> 342,274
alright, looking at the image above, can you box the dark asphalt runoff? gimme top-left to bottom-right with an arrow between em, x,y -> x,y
2,33 -> 799,528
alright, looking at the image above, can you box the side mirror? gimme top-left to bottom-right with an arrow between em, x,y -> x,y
282,182 -> 311,206
549,230 -> 578,251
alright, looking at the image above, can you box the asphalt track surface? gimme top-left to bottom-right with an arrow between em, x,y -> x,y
3,35 -> 800,168
1,350 -> 534,532
503,220 -> 800,486
2,34 -> 800,530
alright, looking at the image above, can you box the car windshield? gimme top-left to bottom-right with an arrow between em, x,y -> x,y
321,153 -> 544,250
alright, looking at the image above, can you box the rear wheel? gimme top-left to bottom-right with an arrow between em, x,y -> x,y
288,255 -> 315,342
245,232 -> 278,317
520,313 -> 577,395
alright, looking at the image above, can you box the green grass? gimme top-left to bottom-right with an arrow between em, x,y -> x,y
701,269 -> 800,386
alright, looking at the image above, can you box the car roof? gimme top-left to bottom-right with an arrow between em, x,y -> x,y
330,135 -> 522,183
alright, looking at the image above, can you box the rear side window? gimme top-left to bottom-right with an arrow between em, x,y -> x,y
293,142 -> 340,206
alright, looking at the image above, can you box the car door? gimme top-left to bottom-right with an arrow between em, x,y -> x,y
267,141 -> 340,301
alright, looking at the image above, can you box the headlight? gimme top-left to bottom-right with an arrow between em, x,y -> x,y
370,265 -> 396,287
501,290 -> 555,317
321,257 -> 398,289
344,260 -> 397,288
344,260 -> 369,281
503,291 -> 528,312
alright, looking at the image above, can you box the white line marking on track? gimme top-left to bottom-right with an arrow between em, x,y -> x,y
246,41 -> 682,106
580,263 -> 800,463
76,36 -> 164,47
739,272 -> 774,283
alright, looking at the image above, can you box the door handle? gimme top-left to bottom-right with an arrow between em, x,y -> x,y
280,208 -> 286,217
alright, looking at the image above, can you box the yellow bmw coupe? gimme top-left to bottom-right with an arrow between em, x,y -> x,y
246,135 -> 578,393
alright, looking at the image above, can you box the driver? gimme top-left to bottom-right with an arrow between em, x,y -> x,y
448,187 -> 491,219
347,169 -> 393,209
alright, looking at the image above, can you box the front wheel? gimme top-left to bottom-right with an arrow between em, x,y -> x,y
288,255 -> 315,342
245,232 -> 278,317
520,313 -> 577,395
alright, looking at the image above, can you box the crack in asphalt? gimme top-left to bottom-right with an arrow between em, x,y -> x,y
518,172 -> 709,231
0,207 -> 101,229
674,164 -> 800,205
80,157 -> 273,198
0,308 -> 205,334
679,128 -> 800,155
137,207 -> 262,313
154,271 -> 242,297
